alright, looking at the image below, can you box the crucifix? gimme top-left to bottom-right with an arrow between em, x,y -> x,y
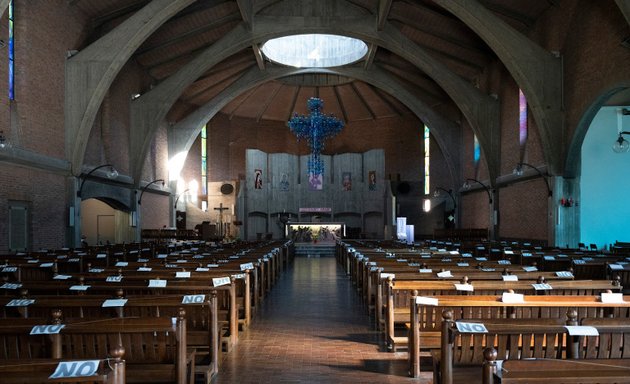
288,97 -> 344,177
214,203 -> 230,238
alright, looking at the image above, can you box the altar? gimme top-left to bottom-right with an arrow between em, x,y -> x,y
287,222 -> 344,244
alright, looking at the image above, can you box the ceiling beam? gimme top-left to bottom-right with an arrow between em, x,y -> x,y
363,43 -> 377,70
477,0 -> 535,28
350,82 -> 376,120
252,43 -> 266,70
286,86 -> 302,122
377,0 -> 392,30
256,82 -> 283,122
92,0 -> 149,27
135,14 -> 241,56
333,86 -> 349,123
228,87 -> 258,120
237,0 -> 254,29
371,87 -> 403,116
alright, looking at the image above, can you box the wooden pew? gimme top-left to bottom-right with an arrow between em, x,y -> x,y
0,348 -> 125,384
491,358 -> 630,383
408,294 -> 630,377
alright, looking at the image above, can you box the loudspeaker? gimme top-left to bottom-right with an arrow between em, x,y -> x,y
220,183 -> 234,195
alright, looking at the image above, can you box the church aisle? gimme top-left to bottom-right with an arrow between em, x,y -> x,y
212,255 -> 431,383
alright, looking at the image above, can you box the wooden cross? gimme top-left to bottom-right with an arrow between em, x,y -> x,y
214,203 -> 229,237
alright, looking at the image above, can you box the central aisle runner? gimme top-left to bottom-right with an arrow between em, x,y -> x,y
212,256 -> 430,383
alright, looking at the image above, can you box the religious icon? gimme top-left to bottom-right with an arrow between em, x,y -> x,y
368,171 -> 376,191
342,172 -> 352,191
254,169 -> 263,189
308,173 -> 323,190
279,173 -> 289,191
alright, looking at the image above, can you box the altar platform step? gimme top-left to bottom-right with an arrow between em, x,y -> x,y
294,242 -> 336,257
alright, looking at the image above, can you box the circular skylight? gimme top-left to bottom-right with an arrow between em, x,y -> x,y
261,34 -> 368,68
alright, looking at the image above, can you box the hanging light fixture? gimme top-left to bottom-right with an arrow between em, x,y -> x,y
288,97 -> 344,178
0,130 -> 10,149
612,108 -> 630,153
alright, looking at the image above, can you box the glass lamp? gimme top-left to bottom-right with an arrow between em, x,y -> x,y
612,133 -> 630,153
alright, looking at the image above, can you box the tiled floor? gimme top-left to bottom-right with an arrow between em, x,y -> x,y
212,256 -> 432,383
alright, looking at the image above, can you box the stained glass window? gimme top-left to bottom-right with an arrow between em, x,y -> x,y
519,89 -> 528,147
8,0 -> 14,100
473,134 -> 480,165
424,125 -> 430,195
201,125 -> 207,195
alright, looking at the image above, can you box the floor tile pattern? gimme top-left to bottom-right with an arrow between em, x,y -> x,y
212,256 -> 431,383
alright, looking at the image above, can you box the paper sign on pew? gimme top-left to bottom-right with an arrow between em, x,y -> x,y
157,254 -> 168,259
498,260 -> 511,265
573,259 -> 586,265
106,275 -> 123,282
456,322 -> 488,333
415,296 -> 439,306
102,299 -> 127,307
501,292 -> 524,303
2,266 -> 17,272
49,360 -> 101,379
601,292 -> 625,303
609,264 -> 624,270
240,262 -> 254,271
532,283 -> 553,291
380,273 -> 395,280
30,324 -> 65,335
68,258 -> 80,263
176,271 -> 191,278
1,282 -> 22,289
27,259 -> 39,263
196,267 -> 209,272
137,267 -> 152,272
522,266 -> 538,272
137,258 -> 149,263
419,268 -> 432,273
212,276 -> 231,287
182,294 -> 205,304
69,285 -> 90,291
437,270 -> 453,278
565,326 -> 599,336
481,268 -> 496,272
6,299 -> 35,307
502,275 -> 518,281
53,274 -> 73,280
457,263 -> 469,267
89,268 -> 104,273
476,257 -> 488,261
208,264 -> 219,268
149,279 -> 167,288
40,263 -> 54,268
556,271 -> 574,278
232,273 -> 246,279
454,283 -> 474,292
543,256 -> 555,261
115,262 -> 128,267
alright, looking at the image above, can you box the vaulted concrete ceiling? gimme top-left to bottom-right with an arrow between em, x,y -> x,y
73,0 -> 554,125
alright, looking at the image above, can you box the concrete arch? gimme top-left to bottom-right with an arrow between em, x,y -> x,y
65,0 -> 194,174
131,8 -> 498,185
434,0 -> 563,176
168,65 -> 462,189
565,83 -> 630,178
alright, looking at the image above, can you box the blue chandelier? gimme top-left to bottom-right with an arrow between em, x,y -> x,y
288,97 -> 344,177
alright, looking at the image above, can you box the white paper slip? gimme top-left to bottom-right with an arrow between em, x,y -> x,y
182,294 -> 205,304
68,258 -> 80,263
137,267 -> 152,272
476,257 -> 488,261
96,253 -> 107,259
240,263 -> 254,271
106,276 -> 123,282
89,268 -> 104,273
437,271 -> 453,278
196,267 -> 209,272
39,263 -> 54,268
501,292 -> 524,303
149,279 -> 167,288
504,250 -> 514,255
30,324 -> 65,335
462,253 -> 472,258
380,273 -> 396,279
573,259 -> 586,265
212,277 -> 231,287
415,296 -> 439,306
449,251 -> 460,255
176,259 -> 187,263
522,266 -> 538,272
565,326 -> 599,336
232,273 -> 246,279
176,271 -> 191,278
370,266 -> 379,272
115,262 -> 128,267
481,268 -> 496,272
27,259 -> 39,263
456,322 -> 488,333
157,254 -> 168,259
601,292 -> 625,303
543,256 -> 555,260
69,285 -> 90,291
102,299 -> 127,307
556,271 -> 574,278
502,275 -> 518,281
532,283 -> 553,290
454,283 -> 474,292
457,263 -> 469,267
609,264 -> 624,270
396,259 -> 407,263
1,283 -> 22,289
53,274 -> 72,280
49,360 -> 100,379
56,255 -> 67,259
6,299 -> 35,307
419,268 -> 433,273
498,260 -> 511,265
